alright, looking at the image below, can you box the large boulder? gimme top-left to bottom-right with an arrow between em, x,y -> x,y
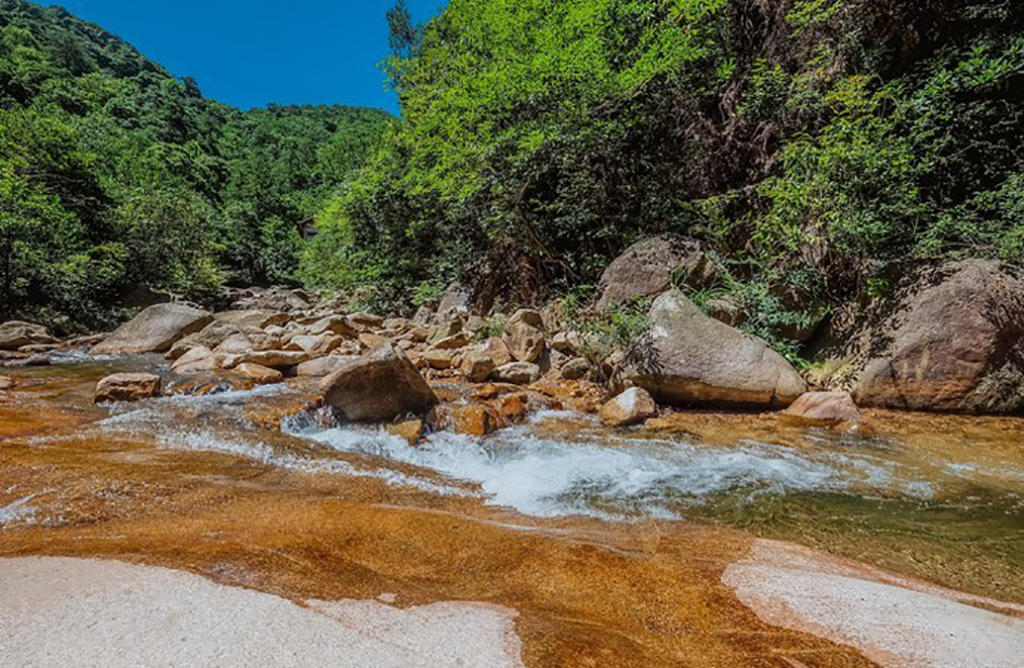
822,260 -> 1024,414
91,304 -> 213,355
596,235 -> 705,310
0,322 -> 55,351
614,290 -> 807,408
94,373 -> 162,403
320,342 -> 438,422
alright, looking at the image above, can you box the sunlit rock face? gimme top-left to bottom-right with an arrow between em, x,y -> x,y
614,290 -> 807,409
821,259 -> 1024,415
91,304 -> 213,355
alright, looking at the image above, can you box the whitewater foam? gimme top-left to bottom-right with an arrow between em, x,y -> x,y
290,423 -> 927,520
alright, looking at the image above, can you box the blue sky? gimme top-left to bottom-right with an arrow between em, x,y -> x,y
52,1 -> 444,114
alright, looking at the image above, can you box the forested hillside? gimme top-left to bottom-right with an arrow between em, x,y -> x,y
0,0 -> 390,329
304,0 -> 1023,351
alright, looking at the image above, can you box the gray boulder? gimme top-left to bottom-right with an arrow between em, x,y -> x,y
92,304 -> 213,355
614,290 -> 807,408
596,235 -> 705,310
0,321 -> 55,351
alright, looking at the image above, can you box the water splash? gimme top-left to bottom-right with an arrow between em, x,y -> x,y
290,422 -> 930,520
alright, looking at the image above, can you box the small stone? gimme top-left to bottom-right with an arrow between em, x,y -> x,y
491,362 -> 541,385
560,358 -> 591,381
235,363 -> 283,385
386,419 -> 424,446
782,392 -> 863,426
422,349 -> 454,370
451,404 -> 502,437
600,388 -> 658,427
95,373 -> 162,404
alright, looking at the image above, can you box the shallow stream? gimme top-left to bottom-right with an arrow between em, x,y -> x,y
2,356 -> 1022,665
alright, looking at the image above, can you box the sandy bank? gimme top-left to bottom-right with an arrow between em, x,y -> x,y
0,557 -> 522,667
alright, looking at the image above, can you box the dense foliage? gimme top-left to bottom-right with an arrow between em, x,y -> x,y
0,0 -> 389,328
305,0 -> 1023,345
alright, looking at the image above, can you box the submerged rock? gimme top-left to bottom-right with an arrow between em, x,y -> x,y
822,260 -> 1024,414
92,304 -> 213,355
614,290 -> 807,408
320,342 -> 438,423
600,388 -> 658,427
95,373 -> 162,403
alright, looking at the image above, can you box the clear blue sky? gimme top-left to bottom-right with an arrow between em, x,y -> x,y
51,0 -> 444,114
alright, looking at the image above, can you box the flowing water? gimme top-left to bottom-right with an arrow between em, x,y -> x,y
1,356 -> 1022,665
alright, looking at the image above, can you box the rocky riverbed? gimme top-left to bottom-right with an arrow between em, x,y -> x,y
2,254 -> 1024,665
0,337 -> 1022,665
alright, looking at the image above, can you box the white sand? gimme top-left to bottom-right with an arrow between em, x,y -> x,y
723,539 -> 1024,667
0,557 -> 523,667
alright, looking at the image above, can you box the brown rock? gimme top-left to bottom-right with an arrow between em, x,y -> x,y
431,332 -> 472,350
422,349 -> 454,370
428,319 -> 464,345
0,376 -> 15,390
386,419 -> 424,446
348,312 -> 384,329
782,392 -> 863,425
171,346 -> 223,374
213,332 -> 256,355
600,388 -> 658,427
359,333 -> 389,350
560,358 -> 591,381
95,373 -> 162,403
235,363 -> 283,385
488,393 -> 529,425
503,310 -> 545,363
92,304 -> 212,355
320,342 -> 438,423
451,404 -> 502,437
461,351 -> 497,383
214,310 -> 291,329
167,321 -> 243,360
309,316 -> 359,338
